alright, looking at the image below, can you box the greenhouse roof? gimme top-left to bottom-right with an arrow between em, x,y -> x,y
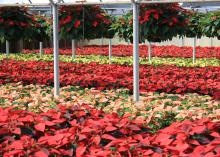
1,0 -> 220,6
0,0 -> 129,6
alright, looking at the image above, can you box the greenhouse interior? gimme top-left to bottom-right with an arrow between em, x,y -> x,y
0,0 -> 220,156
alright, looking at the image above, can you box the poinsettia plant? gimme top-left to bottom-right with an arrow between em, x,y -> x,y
0,6 -> 33,42
200,11 -> 220,39
30,15 -> 52,42
139,4 -> 188,42
59,5 -> 113,40
112,3 -> 188,43
99,14 -> 116,39
185,11 -> 204,38
111,12 -> 133,42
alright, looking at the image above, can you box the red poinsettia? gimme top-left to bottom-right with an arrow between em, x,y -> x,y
74,20 -> 81,28
59,5 -> 114,40
113,3 -> 188,43
92,21 -> 98,27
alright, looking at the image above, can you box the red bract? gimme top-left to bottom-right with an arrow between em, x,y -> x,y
0,59 -> 219,99
0,106 -> 220,156
74,20 -> 81,28
23,45 -> 220,59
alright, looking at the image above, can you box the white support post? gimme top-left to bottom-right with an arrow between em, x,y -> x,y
148,41 -> 152,63
52,4 -> 60,97
101,37 -> 104,46
39,41 -> 43,56
72,39 -> 76,59
133,2 -> 139,102
109,38 -> 112,64
6,40 -> 9,56
193,37 -> 196,64
181,37 -> 185,47
20,39 -> 23,52
210,38 -> 213,47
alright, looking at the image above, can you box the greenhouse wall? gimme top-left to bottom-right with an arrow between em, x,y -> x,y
0,36 -> 219,53
85,36 -> 220,47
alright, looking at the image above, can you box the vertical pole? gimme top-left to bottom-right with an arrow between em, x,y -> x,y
39,10 -> 42,57
20,39 -> 23,52
6,40 -> 9,56
193,37 -> 196,64
148,41 -> 152,63
39,41 -> 43,57
109,38 -> 112,63
181,36 -> 184,47
210,37 -> 213,47
52,4 -> 60,97
72,39 -> 76,59
133,2 -> 139,102
101,37 -> 104,46
99,37 -> 104,54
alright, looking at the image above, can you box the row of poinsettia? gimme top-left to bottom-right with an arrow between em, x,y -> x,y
0,59 -> 219,99
23,45 -> 220,59
1,83 -> 219,128
0,104 -> 220,156
2,4 -> 220,44
2,53 -> 219,67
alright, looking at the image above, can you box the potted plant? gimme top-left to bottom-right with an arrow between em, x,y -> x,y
0,6 -> 33,53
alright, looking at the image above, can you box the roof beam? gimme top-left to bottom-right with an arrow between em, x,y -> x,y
28,0 -> 32,4
57,0 -> 220,5
139,0 -> 220,4
1,0 -> 220,6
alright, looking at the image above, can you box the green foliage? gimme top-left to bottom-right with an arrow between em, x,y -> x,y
100,14 -> 116,39
111,12 -> 133,43
30,15 -> 52,42
200,11 -> 220,39
185,12 -> 204,38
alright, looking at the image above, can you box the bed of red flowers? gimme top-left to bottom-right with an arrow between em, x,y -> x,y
23,45 -> 220,59
0,59 -> 219,99
0,104 -> 220,156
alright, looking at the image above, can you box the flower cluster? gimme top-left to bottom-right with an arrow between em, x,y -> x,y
139,4 -> 189,42
59,6 -> 114,40
30,15 -> 52,42
0,59 -> 219,99
112,4 -> 188,43
0,105 -> 219,156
